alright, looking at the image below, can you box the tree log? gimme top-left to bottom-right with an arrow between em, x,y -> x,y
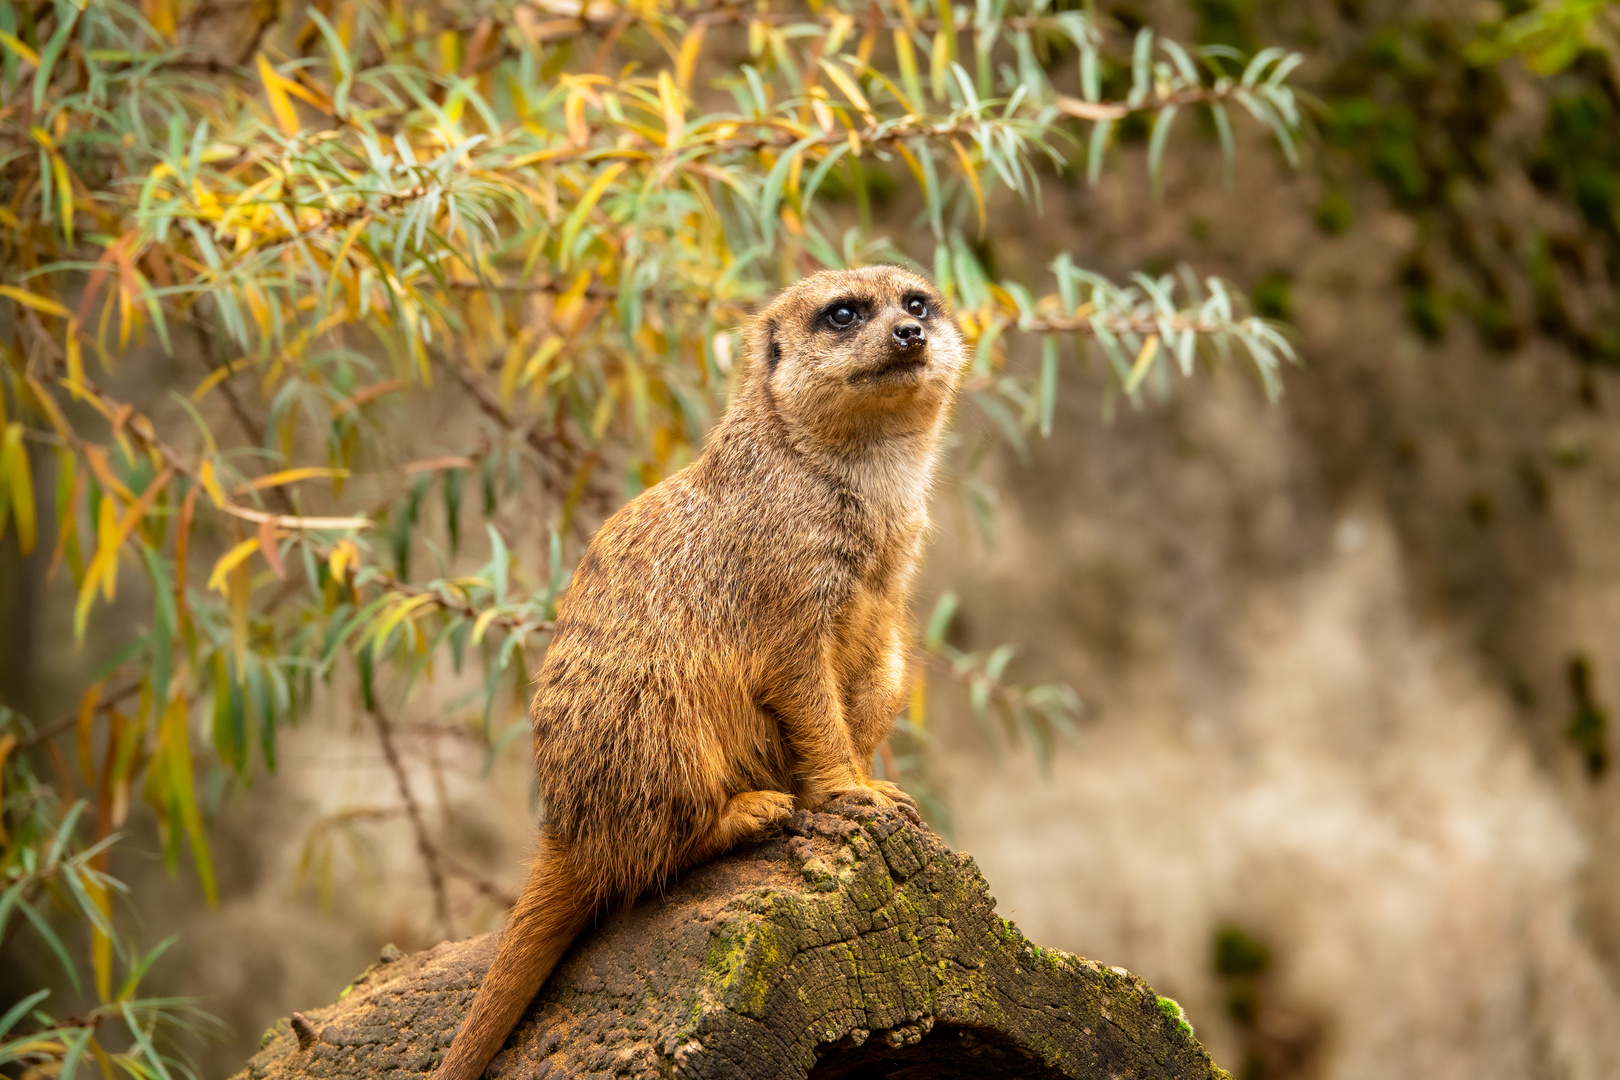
235,798 -> 1228,1080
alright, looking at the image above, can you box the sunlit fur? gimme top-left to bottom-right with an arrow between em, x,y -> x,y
433,266 -> 968,1080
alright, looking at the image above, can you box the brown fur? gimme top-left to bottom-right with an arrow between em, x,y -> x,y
434,266 -> 968,1080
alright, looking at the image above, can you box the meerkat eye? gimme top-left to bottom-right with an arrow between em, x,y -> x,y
828,305 -> 857,328
906,297 -> 928,319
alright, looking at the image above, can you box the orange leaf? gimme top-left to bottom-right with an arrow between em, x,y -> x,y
0,734 -> 14,843
950,137 -> 986,237
76,682 -> 103,788
257,515 -> 286,580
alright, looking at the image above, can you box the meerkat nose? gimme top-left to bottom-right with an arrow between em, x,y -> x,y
892,321 -> 926,349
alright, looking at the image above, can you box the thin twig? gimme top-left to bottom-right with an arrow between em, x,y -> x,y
368,703 -> 452,934
439,851 -> 521,908
16,676 -> 143,753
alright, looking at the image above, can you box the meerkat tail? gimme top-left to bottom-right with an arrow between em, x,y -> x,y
434,835 -> 595,1080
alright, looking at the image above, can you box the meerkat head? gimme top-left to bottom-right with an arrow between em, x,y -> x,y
742,266 -> 968,450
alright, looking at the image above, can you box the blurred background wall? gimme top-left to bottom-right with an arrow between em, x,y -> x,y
6,1 -> 1620,1077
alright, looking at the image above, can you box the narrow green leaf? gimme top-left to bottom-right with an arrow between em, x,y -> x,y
0,989 -> 51,1038
1087,120 -> 1113,186
31,6 -> 79,111
357,643 -> 376,712
19,898 -> 81,991
488,523 -> 509,604
1147,106 -> 1177,199
1039,337 -> 1058,438
924,592 -> 959,651
443,468 -> 464,557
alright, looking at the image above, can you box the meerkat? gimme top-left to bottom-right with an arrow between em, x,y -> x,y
433,265 -> 968,1080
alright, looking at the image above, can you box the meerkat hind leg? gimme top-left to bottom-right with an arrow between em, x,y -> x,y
687,790 -> 794,865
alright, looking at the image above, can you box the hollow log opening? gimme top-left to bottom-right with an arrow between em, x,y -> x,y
810,1024 -> 1074,1080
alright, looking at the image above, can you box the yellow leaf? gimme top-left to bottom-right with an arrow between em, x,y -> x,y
143,0 -> 176,41
825,12 -> 854,55
558,161 -> 628,270
7,1040 -> 66,1057
564,90 -> 590,148
471,605 -> 502,646
23,375 -> 71,443
930,24 -> 955,103
65,321 -> 85,392
71,466 -> 173,640
328,538 -> 359,583
371,593 -> 437,652
0,284 -> 71,319
188,362 -> 236,403
658,69 -> 684,145
256,53 -> 301,137
499,339 -> 525,408
1,423 -> 35,555
437,29 -> 459,75
892,139 -> 927,191
51,151 -> 73,244
675,24 -> 707,89
554,271 -> 593,327
207,536 -> 260,593
1123,334 -> 1161,395
0,30 -> 41,67
198,459 -> 225,507
246,466 -> 350,491
908,666 -> 927,728
892,29 -> 923,112
323,215 -> 370,314
73,498 -> 116,640
818,58 -> 872,116
519,336 -> 564,393
95,494 -> 117,601
276,72 -> 335,114
891,0 -> 919,34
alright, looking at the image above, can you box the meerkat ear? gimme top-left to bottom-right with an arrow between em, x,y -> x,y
764,321 -> 782,374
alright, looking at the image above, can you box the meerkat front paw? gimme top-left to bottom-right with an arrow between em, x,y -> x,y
864,779 -> 919,812
814,779 -> 918,815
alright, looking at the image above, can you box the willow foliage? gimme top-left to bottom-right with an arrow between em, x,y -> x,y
0,0 -> 1301,1071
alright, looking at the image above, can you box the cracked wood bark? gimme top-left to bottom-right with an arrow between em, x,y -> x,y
235,799 -> 1229,1080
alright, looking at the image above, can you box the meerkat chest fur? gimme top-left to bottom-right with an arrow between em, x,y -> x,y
820,433 -> 938,592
